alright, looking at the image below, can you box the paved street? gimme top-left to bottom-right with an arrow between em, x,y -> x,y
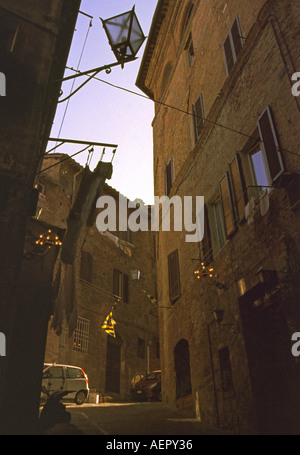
62,401 -> 225,436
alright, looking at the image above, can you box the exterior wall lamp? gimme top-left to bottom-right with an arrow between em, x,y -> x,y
101,6 -> 146,68
55,6 -> 146,98
24,229 -> 63,260
194,262 -> 226,289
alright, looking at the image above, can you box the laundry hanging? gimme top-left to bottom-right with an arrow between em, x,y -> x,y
61,161 -> 113,264
100,230 -> 133,257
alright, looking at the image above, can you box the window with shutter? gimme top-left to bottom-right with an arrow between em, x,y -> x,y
80,251 -> 92,282
123,273 -> 129,303
199,205 -> 213,264
219,173 -> 236,238
185,34 -> 195,66
168,249 -> 181,304
229,154 -> 247,223
164,157 -> 174,196
193,94 -> 205,142
257,106 -> 284,182
113,269 -> 122,298
223,16 -> 243,75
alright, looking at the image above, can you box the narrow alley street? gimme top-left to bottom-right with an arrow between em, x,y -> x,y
60,401 -> 225,436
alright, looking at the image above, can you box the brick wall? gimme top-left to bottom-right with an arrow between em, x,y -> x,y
138,0 -> 300,434
39,155 -> 159,400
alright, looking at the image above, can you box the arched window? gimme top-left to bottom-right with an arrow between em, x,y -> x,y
174,339 -> 192,398
160,61 -> 173,99
180,3 -> 194,41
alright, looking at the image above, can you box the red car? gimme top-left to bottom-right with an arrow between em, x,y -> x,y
133,370 -> 161,401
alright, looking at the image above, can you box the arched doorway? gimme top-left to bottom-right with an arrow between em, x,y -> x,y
174,339 -> 192,399
105,334 -> 122,394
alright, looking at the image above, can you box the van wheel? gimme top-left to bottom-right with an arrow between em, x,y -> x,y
75,391 -> 86,405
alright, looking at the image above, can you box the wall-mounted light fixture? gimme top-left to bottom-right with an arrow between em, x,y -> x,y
24,229 -> 63,260
101,6 -> 146,67
55,6 -> 146,101
194,262 -> 225,289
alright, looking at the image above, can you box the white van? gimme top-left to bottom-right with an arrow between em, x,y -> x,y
42,363 -> 89,405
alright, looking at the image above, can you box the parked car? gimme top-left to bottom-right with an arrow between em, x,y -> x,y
133,370 -> 161,401
41,363 -> 89,405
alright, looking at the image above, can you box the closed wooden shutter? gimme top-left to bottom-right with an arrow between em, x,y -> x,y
168,249 -> 181,303
223,35 -> 234,74
231,17 -> 243,59
223,16 -> 243,75
193,94 -> 205,141
257,106 -> 284,182
229,154 -> 247,222
200,205 -> 213,264
219,173 -> 236,238
123,273 -> 129,303
113,269 -> 122,298
165,157 -> 174,196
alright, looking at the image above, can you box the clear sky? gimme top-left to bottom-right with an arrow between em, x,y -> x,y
48,0 -> 158,205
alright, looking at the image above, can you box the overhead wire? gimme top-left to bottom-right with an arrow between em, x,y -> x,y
56,18 -> 93,140
65,65 -> 300,158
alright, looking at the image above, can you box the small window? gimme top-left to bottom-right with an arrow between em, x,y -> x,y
212,200 -> 226,253
123,273 -> 129,303
193,94 -> 205,142
113,269 -> 123,298
168,249 -> 181,304
164,157 -> 174,196
249,147 -> 270,188
199,205 -> 213,265
73,317 -> 90,354
80,251 -> 92,283
219,173 -> 236,238
137,338 -> 145,359
113,269 -> 129,302
181,3 -> 194,40
185,34 -> 195,66
229,154 -> 247,222
223,16 -> 243,75
160,62 -> 173,98
123,228 -> 133,244
257,105 -> 284,183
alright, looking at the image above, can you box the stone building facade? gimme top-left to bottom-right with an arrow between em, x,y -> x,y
0,0 -> 80,434
136,0 -> 300,434
37,153 -> 160,401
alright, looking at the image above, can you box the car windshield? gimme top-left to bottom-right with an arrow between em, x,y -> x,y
141,372 -> 161,381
